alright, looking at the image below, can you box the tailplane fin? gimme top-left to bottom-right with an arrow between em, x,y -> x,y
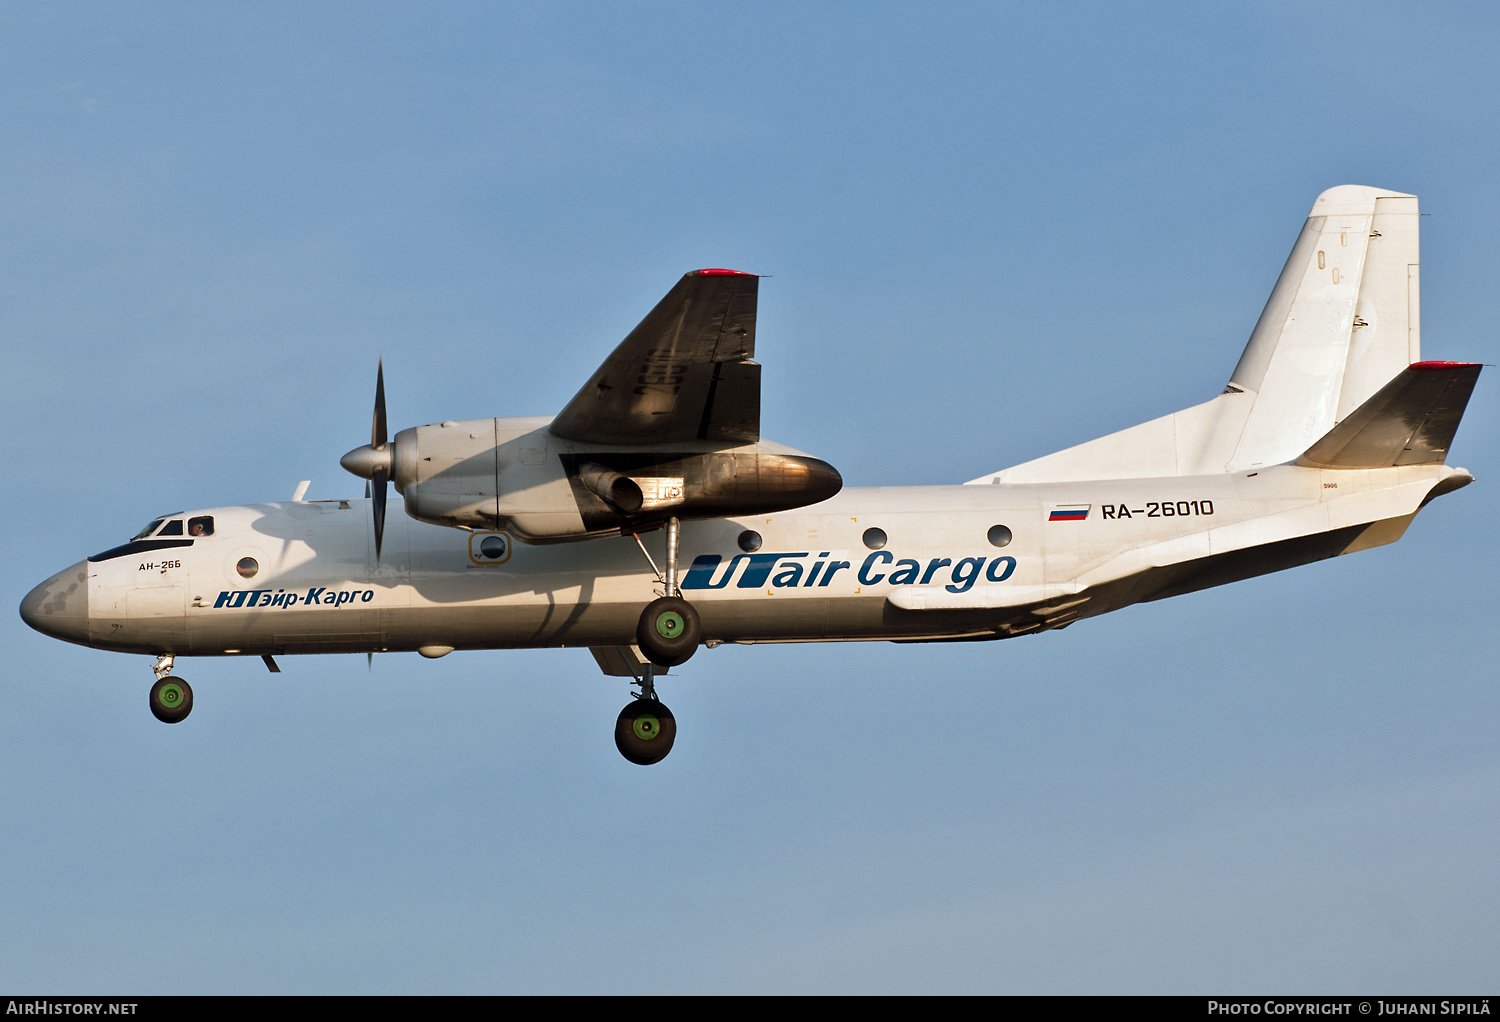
1297,361 -> 1482,469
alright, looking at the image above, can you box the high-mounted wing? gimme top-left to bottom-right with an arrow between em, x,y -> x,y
550,269 -> 761,445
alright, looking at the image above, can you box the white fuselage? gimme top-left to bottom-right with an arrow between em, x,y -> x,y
37,458 -> 1464,659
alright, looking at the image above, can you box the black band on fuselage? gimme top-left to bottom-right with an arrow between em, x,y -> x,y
88,539 -> 195,562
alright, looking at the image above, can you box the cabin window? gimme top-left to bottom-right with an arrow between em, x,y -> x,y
157,519 -> 184,537
862,527 -> 888,550
236,557 -> 259,579
188,516 -> 215,537
987,524 -> 1013,548
737,530 -> 763,553
132,519 -> 165,541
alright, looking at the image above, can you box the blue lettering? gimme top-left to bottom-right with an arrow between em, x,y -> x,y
819,561 -> 851,586
985,556 -> 1016,582
888,559 -> 921,585
738,553 -> 807,588
678,549 -> 1019,594
771,562 -> 804,588
947,557 -> 985,593
858,551 -> 892,585
920,558 -> 952,584
226,590 -> 248,608
361,590 -> 374,603
214,591 -> 234,608
304,587 -> 325,605
682,553 -> 748,590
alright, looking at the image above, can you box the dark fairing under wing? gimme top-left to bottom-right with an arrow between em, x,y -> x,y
549,270 -> 761,445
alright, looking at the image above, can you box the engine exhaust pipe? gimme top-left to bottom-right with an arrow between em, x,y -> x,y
578,463 -> 644,515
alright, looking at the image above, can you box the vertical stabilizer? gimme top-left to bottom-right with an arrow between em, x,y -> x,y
1226,185 -> 1419,470
968,185 -> 1424,486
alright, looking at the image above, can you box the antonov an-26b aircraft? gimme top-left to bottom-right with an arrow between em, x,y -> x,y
21,185 -> 1482,764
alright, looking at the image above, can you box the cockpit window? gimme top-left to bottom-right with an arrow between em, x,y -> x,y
131,518 -> 165,540
188,516 -> 214,537
157,519 -> 185,537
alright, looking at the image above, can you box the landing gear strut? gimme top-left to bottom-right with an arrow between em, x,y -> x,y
148,654 -> 193,724
615,663 -> 676,766
633,517 -> 701,667
618,517 -> 696,764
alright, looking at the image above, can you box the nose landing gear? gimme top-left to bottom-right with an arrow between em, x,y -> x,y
148,655 -> 193,724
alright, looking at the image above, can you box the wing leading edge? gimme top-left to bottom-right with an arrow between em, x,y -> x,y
550,269 -> 761,445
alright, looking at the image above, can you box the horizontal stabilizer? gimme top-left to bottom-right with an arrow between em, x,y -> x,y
1297,362 -> 1482,469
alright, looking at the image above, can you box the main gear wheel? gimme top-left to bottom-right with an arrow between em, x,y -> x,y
635,595 -> 701,667
614,698 -> 677,765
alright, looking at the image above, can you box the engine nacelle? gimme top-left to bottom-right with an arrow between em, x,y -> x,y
391,416 -> 841,543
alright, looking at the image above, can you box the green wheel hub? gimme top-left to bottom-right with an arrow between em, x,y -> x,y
149,676 -> 193,724
632,714 -> 662,741
654,610 -> 685,639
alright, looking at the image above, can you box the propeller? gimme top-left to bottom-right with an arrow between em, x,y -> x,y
340,358 -> 392,563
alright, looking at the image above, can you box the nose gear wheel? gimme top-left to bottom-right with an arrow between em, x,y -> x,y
150,676 -> 194,724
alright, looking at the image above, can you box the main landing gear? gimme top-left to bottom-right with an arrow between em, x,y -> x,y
148,654 -> 193,724
615,664 -> 676,766
636,596 -> 700,667
632,516 -> 702,667
619,517 -> 697,765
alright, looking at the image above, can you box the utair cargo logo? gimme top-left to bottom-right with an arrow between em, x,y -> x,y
212,587 -> 374,609
682,550 -> 1017,593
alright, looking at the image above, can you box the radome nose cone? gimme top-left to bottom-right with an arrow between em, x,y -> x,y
20,561 -> 90,645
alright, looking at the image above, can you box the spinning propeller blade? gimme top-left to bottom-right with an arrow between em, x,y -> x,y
371,359 -> 388,563
339,358 -> 393,564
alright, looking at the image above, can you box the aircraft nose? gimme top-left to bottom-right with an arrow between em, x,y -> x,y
19,561 -> 90,646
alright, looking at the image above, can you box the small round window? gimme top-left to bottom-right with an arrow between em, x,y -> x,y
987,525 -> 1012,548
236,557 -> 259,579
479,535 -> 508,559
738,530 -> 763,553
862,527 -> 887,550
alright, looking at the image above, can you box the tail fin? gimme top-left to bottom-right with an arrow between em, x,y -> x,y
971,185 -> 1425,485
1297,361 -> 1482,469
1226,184 -> 1421,470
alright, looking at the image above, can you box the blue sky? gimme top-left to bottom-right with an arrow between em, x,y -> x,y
3,2 -> 1497,992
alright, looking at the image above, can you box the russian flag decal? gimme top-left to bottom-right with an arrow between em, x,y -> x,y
1049,505 -> 1090,522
